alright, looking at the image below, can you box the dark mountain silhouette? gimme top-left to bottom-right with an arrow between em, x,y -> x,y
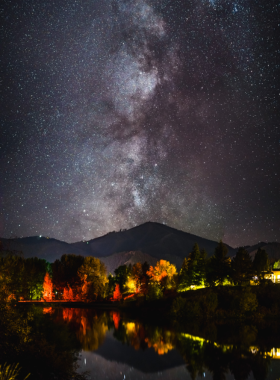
1,222 -> 227,269
1,222 -> 279,271
229,242 -> 280,262
0,236 -> 85,263
71,221 -> 231,261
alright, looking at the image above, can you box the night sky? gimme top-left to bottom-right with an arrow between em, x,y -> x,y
1,0 -> 279,247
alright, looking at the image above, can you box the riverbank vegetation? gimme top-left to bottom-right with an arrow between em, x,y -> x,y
1,240 -> 279,320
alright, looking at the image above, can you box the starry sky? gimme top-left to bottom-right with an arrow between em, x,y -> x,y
1,0 -> 279,247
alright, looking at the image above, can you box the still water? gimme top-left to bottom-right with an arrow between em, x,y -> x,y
44,307 -> 280,380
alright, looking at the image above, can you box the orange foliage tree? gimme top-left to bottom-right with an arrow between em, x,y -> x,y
147,260 -> 177,290
112,284 -> 122,301
63,286 -> 74,301
63,287 -> 69,301
43,272 -> 53,301
68,287 -> 73,301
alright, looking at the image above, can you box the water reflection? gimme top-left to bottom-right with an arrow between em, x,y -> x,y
46,307 -> 280,379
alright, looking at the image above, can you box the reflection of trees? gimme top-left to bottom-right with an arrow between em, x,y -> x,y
112,311 -> 120,329
177,329 -> 271,380
43,307 -> 54,314
112,317 -> 176,355
0,303 -> 87,380
56,308 -> 274,380
61,308 -> 108,351
144,328 -> 175,355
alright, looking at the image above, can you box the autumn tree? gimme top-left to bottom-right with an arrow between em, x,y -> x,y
43,272 -> 53,301
63,287 -> 69,301
147,260 -> 177,291
132,262 -> 142,292
0,255 -> 26,301
62,286 -> 74,301
231,247 -> 253,285
78,256 -> 108,300
112,284 -> 122,301
124,262 -> 143,293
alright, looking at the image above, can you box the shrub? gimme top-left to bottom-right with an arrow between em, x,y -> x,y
201,292 -> 218,316
146,282 -> 163,300
171,297 -> 187,319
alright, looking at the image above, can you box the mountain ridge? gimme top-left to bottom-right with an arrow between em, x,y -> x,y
1,222 -> 279,273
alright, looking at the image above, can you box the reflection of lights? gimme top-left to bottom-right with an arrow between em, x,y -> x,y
112,311 -> 120,330
182,332 -> 280,360
145,337 -> 174,355
43,307 -> 53,314
126,322 -> 136,334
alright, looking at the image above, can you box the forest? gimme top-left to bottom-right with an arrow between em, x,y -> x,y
0,240 -> 278,307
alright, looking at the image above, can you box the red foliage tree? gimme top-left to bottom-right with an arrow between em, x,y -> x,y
68,287 -> 73,301
43,272 -> 53,301
112,284 -> 122,301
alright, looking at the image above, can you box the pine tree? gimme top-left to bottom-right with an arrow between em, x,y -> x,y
188,243 -> 201,287
178,258 -> 189,291
207,241 -> 231,286
43,272 -> 53,301
231,247 -> 253,285
253,248 -> 270,282
178,244 -> 207,291
197,248 -> 207,287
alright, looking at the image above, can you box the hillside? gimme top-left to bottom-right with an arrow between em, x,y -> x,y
100,251 -> 158,274
1,222 -> 279,271
1,222 -> 226,269
71,222 -> 229,261
0,236 -> 85,263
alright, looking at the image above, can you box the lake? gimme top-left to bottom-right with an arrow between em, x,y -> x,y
41,306 -> 280,380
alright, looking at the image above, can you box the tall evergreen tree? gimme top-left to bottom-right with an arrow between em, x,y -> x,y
253,248 -> 270,282
231,247 -> 253,285
178,258 -> 189,291
178,244 -> 207,291
207,241 -> 231,286
188,243 -> 201,287
197,248 -> 207,286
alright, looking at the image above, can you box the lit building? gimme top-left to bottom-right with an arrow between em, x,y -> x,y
268,269 -> 280,283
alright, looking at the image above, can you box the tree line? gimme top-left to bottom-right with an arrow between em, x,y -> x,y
0,240 -> 273,303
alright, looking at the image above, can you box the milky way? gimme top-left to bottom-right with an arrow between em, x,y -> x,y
1,0 -> 279,246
